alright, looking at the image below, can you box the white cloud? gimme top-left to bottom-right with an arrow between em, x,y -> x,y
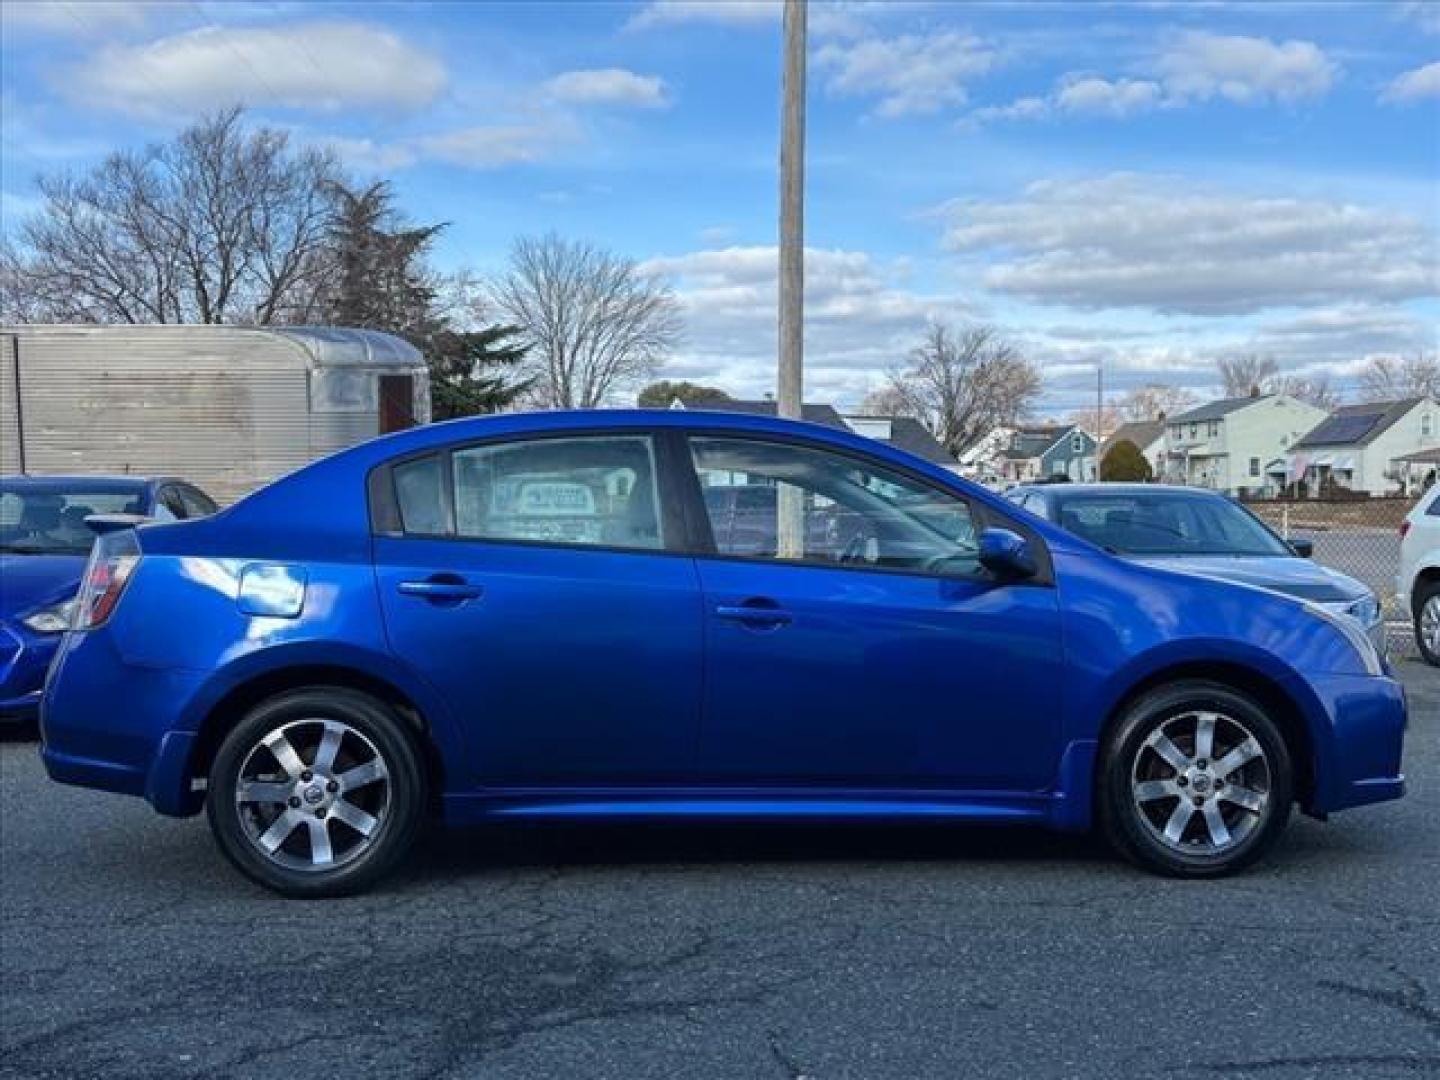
1054,75 -> 1163,117
411,120 -> 576,169
940,174 -> 1439,315
66,21 -> 447,116
1382,61 -> 1440,104
640,245 -> 975,402
1155,31 -> 1337,105
963,32 -> 1336,129
627,1 -> 779,31
815,32 -> 996,117
543,68 -> 669,108
316,136 -> 418,172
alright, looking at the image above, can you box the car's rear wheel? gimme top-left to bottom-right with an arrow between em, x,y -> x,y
1100,681 -> 1293,877
206,687 -> 426,897
1415,581 -> 1440,668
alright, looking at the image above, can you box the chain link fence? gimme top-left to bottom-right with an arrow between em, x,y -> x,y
1246,496 -> 1418,657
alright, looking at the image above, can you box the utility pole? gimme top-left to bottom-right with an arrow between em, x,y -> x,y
777,0 -> 806,421
776,0 -> 806,557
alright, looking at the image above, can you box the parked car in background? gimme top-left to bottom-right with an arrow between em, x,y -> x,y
1399,484 -> 1440,666
1,475 -> 216,724
1008,483 -> 1386,654
40,411 -> 1404,896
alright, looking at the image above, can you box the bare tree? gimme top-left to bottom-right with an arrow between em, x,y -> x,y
858,383 -> 919,417
1069,404 -> 1123,436
1216,354 -> 1279,398
491,234 -> 681,409
4,108 -> 339,325
885,323 -> 1040,456
1119,384 -> 1198,421
1359,354 -> 1440,402
1271,373 -> 1341,410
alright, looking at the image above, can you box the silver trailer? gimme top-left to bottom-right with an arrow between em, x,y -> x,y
1,325 -> 430,504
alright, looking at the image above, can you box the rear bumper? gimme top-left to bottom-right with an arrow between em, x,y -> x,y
0,623 -> 59,722
40,631 -> 208,817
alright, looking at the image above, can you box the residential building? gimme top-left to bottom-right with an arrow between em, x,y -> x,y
1099,420 -> 1167,478
840,415 -> 958,470
998,424 -> 1097,484
1286,398 -> 1440,497
955,426 -> 1015,488
1164,394 -> 1328,496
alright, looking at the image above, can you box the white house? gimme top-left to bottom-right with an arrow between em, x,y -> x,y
1284,398 -> 1440,497
1164,394 -> 1329,496
1099,420 -> 1166,478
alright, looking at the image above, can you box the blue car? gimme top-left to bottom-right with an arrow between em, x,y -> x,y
1006,483 -> 1386,652
1,475 -> 216,723
40,412 -> 1405,896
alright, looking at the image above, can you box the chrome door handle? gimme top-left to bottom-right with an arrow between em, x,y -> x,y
397,579 -> 483,601
715,604 -> 792,627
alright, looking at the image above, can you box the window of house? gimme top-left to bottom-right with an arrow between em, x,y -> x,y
1208,421 -> 1220,437
1190,423 -> 1198,439
1071,432 -> 1085,454
688,436 -> 979,575
1424,413 -> 1434,438
1249,457 -> 1260,477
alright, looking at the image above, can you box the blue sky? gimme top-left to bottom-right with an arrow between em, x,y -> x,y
2,0 -> 1437,414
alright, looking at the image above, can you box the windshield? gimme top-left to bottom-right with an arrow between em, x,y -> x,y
0,485 -> 145,555
1050,491 -> 1291,557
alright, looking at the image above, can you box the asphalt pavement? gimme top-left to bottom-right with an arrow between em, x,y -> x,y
2,664 -> 1437,1080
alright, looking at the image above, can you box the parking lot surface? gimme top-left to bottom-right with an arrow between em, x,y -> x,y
2,664 -> 1437,1080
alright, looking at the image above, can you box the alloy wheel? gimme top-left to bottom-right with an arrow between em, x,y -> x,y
1422,595 -> 1440,656
1130,710 -> 1272,856
233,719 -> 391,872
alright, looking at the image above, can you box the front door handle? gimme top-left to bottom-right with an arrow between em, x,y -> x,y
397,576 -> 483,602
716,601 -> 793,628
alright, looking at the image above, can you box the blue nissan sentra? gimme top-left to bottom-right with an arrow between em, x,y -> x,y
1,475 -> 217,724
40,411 -> 1406,896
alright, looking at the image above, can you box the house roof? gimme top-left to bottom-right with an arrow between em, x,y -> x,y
841,415 -> 957,465
714,400 -> 849,429
1101,420 -> 1165,455
1169,395 -> 1272,424
1002,424 -> 1076,460
1294,398 -> 1426,450
1394,446 -> 1440,465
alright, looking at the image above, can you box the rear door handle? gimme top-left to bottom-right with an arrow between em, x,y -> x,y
715,603 -> 792,628
397,577 -> 483,602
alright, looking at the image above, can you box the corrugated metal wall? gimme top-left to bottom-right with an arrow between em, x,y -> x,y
1,326 -> 429,505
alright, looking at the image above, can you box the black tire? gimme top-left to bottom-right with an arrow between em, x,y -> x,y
206,687 -> 427,898
1099,680 -> 1293,878
1414,579 -> 1440,668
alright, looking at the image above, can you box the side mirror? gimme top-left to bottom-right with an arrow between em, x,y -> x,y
978,527 -> 1038,579
1290,537 -> 1314,558
84,513 -> 151,536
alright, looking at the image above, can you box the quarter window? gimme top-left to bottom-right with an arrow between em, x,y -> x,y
688,436 -> 979,575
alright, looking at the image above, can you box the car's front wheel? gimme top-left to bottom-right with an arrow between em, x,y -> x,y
1100,681 -> 1293,877
1414,580 -> 1440,668
206,687 -> 426,897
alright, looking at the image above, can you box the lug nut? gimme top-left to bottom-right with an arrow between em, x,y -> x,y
1192,796 -> 1204,807
1176,776 -> 1188,787
300,770 -> 313,782
315,808 -> 327,819
326,780 -> 339,793
1196,760 -> 1207,770
288,796 -> 301,808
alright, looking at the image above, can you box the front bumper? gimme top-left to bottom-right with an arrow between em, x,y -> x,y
1296,671 -> 1407,814
0,621 -> 60,722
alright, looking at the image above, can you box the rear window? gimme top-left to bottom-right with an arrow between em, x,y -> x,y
0,486 -> 146,555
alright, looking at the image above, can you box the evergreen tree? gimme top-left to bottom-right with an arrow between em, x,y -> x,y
1100,440 -> 1154,482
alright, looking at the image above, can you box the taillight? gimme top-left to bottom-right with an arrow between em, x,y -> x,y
74,530 -> 142,630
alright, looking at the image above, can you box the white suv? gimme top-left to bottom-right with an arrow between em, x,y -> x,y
1399,485 -> 1440,666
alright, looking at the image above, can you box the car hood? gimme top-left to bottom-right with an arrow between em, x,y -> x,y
0,554 -> 87,619
1128,555 -> 1370,605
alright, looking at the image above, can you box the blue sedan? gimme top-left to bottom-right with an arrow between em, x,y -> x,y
1006,483 -> 1386,652
1,475 -> 216,723
39,412 -> 1405,895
